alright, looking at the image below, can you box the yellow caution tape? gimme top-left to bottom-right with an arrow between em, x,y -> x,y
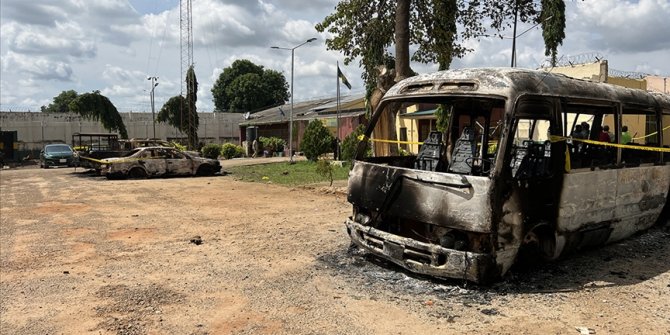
631,124 -> 670,140
550,135 -> 670,153
357,134 -> 423,145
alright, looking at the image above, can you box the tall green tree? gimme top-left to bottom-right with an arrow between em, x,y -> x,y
211,59 -> 289,113
186,65 -> 199,149
156,95 -> 187,132
68,91 -> 128,139
158,66 -> 200,149
316,0 -> 566,87
540,0 -> 566,66
41,90 -> 79,113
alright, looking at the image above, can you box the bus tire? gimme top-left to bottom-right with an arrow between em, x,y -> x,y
518,223 -> 557,266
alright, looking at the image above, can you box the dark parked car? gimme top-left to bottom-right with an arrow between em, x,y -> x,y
40,144 -> 79,168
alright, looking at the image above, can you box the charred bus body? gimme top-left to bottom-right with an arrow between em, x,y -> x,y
345,68 -> 670,283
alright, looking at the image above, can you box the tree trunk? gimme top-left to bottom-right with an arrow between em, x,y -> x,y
394,0 -> 411,82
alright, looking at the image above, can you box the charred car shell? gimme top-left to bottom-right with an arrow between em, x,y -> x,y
103,146 -> 221,179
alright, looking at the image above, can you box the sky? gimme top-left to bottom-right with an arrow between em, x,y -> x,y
1,0 -> 669,113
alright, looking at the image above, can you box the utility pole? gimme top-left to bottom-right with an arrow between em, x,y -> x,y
147,76 -> 159,138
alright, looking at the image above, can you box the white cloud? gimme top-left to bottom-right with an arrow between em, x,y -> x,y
1,0 -> 668,113
573,0 -> 670,52
4,21 -> 96,58
1,51 -> 74,81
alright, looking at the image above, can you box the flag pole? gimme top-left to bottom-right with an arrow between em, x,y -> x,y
336,61 -> 340,142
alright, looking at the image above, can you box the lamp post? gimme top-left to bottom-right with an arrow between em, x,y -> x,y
271,37 -> 317,163
147,76 -> 159,139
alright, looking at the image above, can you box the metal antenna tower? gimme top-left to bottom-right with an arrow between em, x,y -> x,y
180,0 -> 194,148
180,0 -> 193,96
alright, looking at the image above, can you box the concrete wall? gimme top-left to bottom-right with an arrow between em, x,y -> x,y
0,111 -> 244,155
545,61 -> 607,82
646,76 -> 669,94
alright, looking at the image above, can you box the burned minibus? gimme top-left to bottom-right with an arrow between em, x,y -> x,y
345,68 -> 670,283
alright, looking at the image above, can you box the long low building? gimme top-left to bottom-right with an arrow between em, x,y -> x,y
239,93 -> 367,154
0,111 -> 244,161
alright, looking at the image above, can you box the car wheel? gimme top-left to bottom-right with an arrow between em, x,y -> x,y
196,164 -> 214,176
127,167 -> 148,179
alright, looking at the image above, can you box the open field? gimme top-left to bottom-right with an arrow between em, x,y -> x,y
1,166 -> 669,334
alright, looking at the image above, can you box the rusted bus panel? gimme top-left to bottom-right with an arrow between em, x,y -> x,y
558,170 -> 618,231
347,161 -> 493,233
345,220 -> 498,283
558,166 -> 670,233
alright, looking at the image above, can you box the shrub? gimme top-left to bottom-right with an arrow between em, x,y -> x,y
170,141 -> 187,151
221,143 -> 244,159
201,143 -> 222,159
340,124 -> 370,162
258,136 -> 286,154
301,119 -> 334,161
316,158 -> 334,186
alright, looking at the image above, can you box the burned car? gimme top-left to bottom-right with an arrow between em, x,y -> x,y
102,146 -> 221,179
346,68 -> 670,283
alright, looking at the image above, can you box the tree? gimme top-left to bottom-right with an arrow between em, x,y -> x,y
317,0 -> 566,86
540,0 -> 566,66
68,91 -> 128,139
41,90 -> 78,113
301,119 -> 335,162
211,59 -> 289,113
185,65 -> 199,149
157,67 -> 200,149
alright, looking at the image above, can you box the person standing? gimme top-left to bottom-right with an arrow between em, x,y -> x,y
599,125 -> 612,143
598,125 -> 612,143
621,125 -> 632,144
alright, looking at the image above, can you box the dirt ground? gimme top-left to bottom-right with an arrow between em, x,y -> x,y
1,163 -> 669,335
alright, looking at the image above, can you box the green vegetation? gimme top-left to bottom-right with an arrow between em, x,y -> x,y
340,124 -> 370,162
158,66 -> 200,149
316,159 -> 335,186
41,90 -> 78,113
171,141 -> 187,151
201,143 -> 221,159
221,143 -> 245,159
258,136 -> 286,154
68,91 -> 128,139
227,161 -> 349,186
211,59 -> 289,113
301,119 -> 335,161
42,90 -> 129,139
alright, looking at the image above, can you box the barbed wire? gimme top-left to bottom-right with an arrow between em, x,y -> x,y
608,68 -> 650,79
539,52 -> 605,68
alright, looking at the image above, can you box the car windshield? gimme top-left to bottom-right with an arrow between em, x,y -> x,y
45,145 -> 72,153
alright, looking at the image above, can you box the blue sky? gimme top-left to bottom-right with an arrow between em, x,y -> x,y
1,0 -> 669,113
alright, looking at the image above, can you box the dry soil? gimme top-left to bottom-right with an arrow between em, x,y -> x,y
1,164 -> 669,335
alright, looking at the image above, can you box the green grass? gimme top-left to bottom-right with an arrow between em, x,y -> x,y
226,160 -> 350,186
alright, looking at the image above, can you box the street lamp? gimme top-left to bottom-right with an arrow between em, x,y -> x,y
147,76 -> 159,139
271,37 -> 317,163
